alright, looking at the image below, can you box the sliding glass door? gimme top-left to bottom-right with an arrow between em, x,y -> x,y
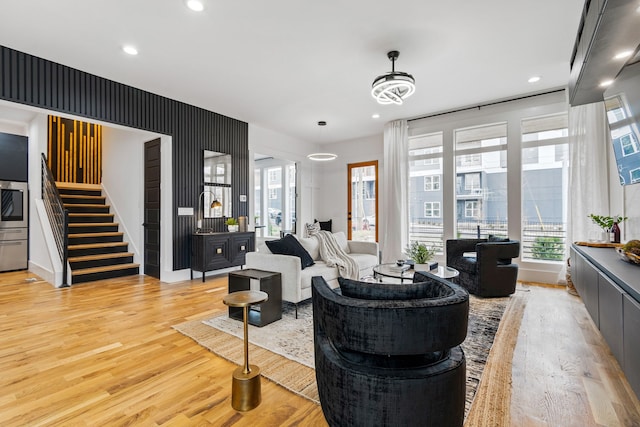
254,155 -> 296,238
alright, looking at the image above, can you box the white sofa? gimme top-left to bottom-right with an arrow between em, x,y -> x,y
245,231 -> 379,305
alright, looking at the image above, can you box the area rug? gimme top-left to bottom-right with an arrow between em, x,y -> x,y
173,292 -> 521,418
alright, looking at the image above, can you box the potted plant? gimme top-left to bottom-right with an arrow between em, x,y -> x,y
588,214 -> 627,242
404,241 -> 436,271
226,217 -> 239,232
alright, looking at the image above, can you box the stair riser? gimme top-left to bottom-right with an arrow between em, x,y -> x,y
65,205 -> 110,214
68,235 -> 123,245
61,197 -> 106,205
58,189 -> 102,197
71,267 -> 140,284
68,215 -> 115,223
70,256 -> 134,270
68,246 -> 128,257
69,225 -> 119,233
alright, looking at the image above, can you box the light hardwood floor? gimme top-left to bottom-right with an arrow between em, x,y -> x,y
0,271 -> 638,426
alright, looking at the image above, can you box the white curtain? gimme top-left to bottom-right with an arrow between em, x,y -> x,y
561,102 -> 610,280
381,120 -> 409,263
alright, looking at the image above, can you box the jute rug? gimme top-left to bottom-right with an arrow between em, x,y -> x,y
173,290 -> 528,419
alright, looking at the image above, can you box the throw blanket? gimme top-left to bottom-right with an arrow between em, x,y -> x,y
310,230 -> 360,280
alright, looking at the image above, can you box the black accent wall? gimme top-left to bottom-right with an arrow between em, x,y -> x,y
0,45 -> 249,271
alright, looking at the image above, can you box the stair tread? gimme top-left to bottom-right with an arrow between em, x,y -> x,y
68,252 -> 134,262
61,194 -> 105,200
71,263 -> 139,276
68,213 -> 113,217
56,182 -> 102,190
68,242 -> 128,250
68,232 -> 123,238
69,222 -> 119,227
64,203 -> 110,208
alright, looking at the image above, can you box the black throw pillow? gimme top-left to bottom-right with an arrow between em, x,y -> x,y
338,276 -> 454,301
265,234 -> 315,269
314,219 -> 332,232
488,235 -> 510,242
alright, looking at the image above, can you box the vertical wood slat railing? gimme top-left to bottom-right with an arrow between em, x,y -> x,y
41,154 -> 69,287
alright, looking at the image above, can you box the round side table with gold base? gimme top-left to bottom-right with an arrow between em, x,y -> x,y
222,290 -> 268,411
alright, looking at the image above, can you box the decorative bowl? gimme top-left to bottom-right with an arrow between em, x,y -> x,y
616,247 -> 640,265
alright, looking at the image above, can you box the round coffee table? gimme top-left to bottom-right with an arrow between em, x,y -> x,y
373,263 -> 459,283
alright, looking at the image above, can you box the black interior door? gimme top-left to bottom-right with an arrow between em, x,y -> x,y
144,138 -> 161,278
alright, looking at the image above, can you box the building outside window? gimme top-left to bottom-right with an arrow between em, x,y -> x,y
464,173 -> 480,191
465,201 -> 479,218
424,175 -> 441,191
424,201 -> 441,217
620,134 -> 640,156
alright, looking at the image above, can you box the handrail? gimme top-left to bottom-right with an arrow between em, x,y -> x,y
41,154 -> 69,287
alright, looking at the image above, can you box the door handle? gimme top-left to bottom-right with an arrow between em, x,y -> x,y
142,223 -> 148,227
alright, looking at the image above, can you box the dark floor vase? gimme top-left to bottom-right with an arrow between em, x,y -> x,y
312,274 -> 470,427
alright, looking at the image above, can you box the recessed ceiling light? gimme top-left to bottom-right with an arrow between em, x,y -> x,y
372,113 -> 380,119
600,79 -> 614,87
528,76 -> 541,83
122,45 -> 138,55
614,50 -> 633,60
186,0 -> 204,11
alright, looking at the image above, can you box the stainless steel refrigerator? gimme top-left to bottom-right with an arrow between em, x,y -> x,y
0,181 -> 28,272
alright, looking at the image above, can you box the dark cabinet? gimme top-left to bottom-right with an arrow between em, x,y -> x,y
624,295 -> 640,398
598,272 -> 624,363
191,232 -> 255,281
571,244 -> 640,400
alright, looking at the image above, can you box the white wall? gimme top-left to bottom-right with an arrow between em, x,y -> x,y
0,121 -> 28,136
315,134 -> 384,235
101,127 -> 178,281
26,113 -> 58,282
101,127 -> 146,270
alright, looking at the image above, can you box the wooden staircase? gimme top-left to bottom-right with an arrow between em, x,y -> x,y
57,182 -> 139,284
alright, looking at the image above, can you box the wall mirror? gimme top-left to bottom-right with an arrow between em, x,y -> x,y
203,150 -> 232,218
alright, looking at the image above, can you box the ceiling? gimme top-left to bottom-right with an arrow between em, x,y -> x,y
0,0 -> 585,144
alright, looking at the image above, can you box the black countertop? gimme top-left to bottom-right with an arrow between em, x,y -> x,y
572,244 -> 640,302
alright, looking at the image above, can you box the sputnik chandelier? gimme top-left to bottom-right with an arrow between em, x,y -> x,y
371,50 -> 416,105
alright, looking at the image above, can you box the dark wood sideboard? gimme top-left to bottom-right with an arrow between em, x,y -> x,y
570,244 -> 640,399
191,231 -> 255,281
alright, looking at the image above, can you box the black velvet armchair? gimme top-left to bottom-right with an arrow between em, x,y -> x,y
311,273 -> 469,427
446,237 -> 520,297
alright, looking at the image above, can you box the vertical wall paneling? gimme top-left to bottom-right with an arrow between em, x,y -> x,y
1,45 -> 249,270
47,115 -> 102,184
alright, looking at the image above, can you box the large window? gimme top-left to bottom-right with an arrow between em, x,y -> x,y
455,122 -> 508,239
521,113 -> 568,262
407,91 -> 569,278
408,132 -> 444,253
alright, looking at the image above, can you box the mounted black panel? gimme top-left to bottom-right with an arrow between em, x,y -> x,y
569,0 -> 640,106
